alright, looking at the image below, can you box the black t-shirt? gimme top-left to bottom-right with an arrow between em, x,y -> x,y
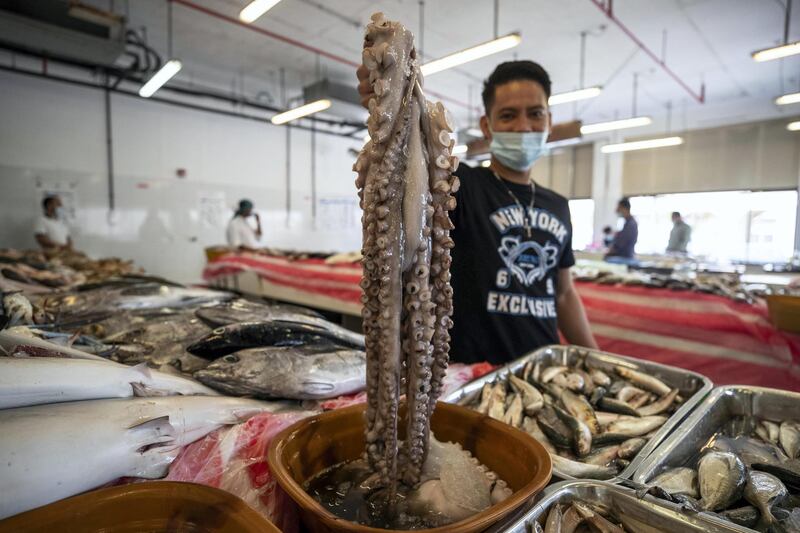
449,164 -> 575,365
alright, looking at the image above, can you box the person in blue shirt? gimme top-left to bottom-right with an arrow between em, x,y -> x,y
605,198 -> 638,261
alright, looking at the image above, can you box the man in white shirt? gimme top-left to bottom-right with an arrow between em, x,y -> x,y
34,195 -> 72,251
226,199 -> 262,252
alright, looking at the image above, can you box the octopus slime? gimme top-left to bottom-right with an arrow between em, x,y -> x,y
304,13 -> 510,528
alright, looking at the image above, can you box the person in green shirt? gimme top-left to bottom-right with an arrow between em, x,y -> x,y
667,211 -> 691,254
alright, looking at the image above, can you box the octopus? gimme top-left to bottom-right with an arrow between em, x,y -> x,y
353,12 -> 460,497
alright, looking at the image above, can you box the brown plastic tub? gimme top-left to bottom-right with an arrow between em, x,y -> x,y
0,481 -> 280,533
268,401 -> 552,533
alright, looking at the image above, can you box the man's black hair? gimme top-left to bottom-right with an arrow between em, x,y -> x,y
482,60 -> 552,113
672,211 -> 681,218
618,198 -> 631,210
42,196 -> 57,211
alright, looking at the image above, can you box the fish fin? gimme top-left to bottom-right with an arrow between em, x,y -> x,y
131,382 -> 172,397
128,414 -> 174,435
132,362 -> 153,379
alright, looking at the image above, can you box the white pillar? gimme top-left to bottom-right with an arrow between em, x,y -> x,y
590,137 -> 623,245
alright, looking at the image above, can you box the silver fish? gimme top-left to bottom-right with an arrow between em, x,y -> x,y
508,373 -> 544,415
583,445 -> 620,467
711,435 -> 788,467
561,389 -> 601,435
698,451 -> 746,511
650,467 -> 699,498
618,437 -> 648,460
475,383 -> 493,414
502,393 -> 523,428
564,373 -> 585,393
194,346 -> 366,400
590,368 -> 612,387
487,381 -> 507,421
541,365 -> 569,383
616,385 -> 647,404
544,503 -> 562,533
764,420 -> 781,443
743,470 -> 787,525
595,411 -> 634,426
522,417 -> 556,454
560,504 -> 584,533
615,366 -> 672,396
549,454 -> 618,480
604,415 -> 666,437
573,502 -> 625,533
554,405 -> 592,457
780,421 -> 800,459
636,388 -> 679,417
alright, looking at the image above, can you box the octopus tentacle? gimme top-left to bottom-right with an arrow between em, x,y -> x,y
357,12 -> 456,496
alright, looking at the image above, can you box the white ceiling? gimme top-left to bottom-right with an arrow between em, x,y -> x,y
93,0 -> 800,136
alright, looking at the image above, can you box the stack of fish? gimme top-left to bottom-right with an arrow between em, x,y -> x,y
647,416 -> 800,531
458,356 -> 686,479
534,500 -> 634,533
2,269 -> 369,401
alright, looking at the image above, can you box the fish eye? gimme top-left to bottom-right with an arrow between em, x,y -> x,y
223,354 -> 239,363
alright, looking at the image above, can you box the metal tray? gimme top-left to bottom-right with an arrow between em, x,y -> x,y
632,385 -> 800,533
443,344 -> 712,481
486,480 -> 743,533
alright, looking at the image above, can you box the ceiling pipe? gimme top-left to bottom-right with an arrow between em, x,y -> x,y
171,0 -> 478,111
588,0 -> 705,104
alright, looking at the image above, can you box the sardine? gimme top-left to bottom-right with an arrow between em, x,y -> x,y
561,389 -> 601,435
560,504 -> 584,533
549,454 -> 618,479
616,385 -> 647,404
590,368 -> 612,387
604,415 -> 666,437
650,467 -> 699,498
636,388 -> 679,417
475,383 -> 493,414
583,445 -> 620,467
595,411 -> 634,426
543,503 -> 562,533
537,405 -> 573,448
573,502 -> 625,533
522,361 -> 534,382
743,470 -> 787,525
502,393 -> 523,428
698,451 -> 746,511
194,346 -> 366,400
187,320 -> 364,358
541,365 -> 569,383
0,396 -> 289,519
508,374 -> 544,415
522,417 -> 556,454
764,420 -> 781,443
615,366 -> 672,396
618,437 -> 648,460
598,396 -> 641,417
780,421 -> 800,459
553,404 -> 592,457
487,381 -> 507,421
564,373 -> 585,393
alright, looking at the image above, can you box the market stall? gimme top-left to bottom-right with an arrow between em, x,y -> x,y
204,251 -> 800,391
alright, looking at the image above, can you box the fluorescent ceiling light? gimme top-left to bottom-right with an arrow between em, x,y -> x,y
788,121 -> 800,131
548,86 -> 602,106
271,99 -> 331,125
776,92 -> 800,105
601,136 -> 683,154
452,144 -> 468,155
139,59 -> 182,98
752,41 -> 800,62
239,0 -> 282,23
466,128 -> 484,137
421,33 -> 521,76
581,116 -> 652,134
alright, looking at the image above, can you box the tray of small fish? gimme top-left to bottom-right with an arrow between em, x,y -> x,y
443,344 -> 712,481
633,385 -> 800,532
486,480 -> 744,532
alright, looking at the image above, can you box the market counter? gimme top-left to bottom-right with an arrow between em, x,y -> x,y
204,253 -> 800,391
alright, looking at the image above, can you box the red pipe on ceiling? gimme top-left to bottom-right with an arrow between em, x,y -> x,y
588,0 -> 705,104
171,0 -> 478,112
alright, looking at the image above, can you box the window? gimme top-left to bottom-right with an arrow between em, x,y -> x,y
568,199 -> 595,251
629,190 -> 797,264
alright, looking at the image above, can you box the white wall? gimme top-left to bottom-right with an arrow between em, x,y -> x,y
0,70 -> 364,283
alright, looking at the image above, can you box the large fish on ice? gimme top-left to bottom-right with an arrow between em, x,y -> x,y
0,357 -> 218,409
194,346 -> 366,400
0,396 -> 291,519
187,320 -> 365,358
195,298 -> 323,327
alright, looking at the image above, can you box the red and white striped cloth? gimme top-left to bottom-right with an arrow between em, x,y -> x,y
204,253 -> 800,391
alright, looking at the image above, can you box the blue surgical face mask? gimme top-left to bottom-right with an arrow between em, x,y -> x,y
489,130 -> 549,171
